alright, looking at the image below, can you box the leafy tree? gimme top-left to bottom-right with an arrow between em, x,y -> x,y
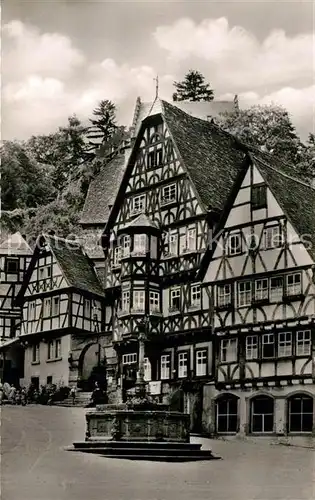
87,100 -> 118,147
297,133 -> 315,180
1,141 -> 56,211
173,70 -> 214,102
26,115 -> 90,192
218,105 -> 313,180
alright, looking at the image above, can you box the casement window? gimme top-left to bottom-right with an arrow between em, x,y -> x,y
132,194 -> 146,214
161,183 -> 176,205
39,266 -> 51,279
180,227 -> 196,253
246,335 -> 258,360
251,396 -> 274,433
121,291 -> 130,312
190,284 -> 201,308
32,344 -> 40,363
160,354 -> 170,380
296,330 -> 311,356
121,235 -> 130,257
217,284 -> 232,308
196,349 -> 207,376
55,339 -> 61,359
133,290 -> 145,312
220,339 -> 238,363
43,298 -> 51,318
6,258 -> 18,274
227,233 -> 242,256
288,395 -> 313,433
170,287 -> 181,310
47,341 -> 54,360
143,357 -> 152,381
216,396 -> 238,434
169,232 -> 178,255
262,333 -> 275,358
113,246 -> 122,266
84,298 -> 91,317
122,353 -> 137,364
286,273 -> 302,296
251,184 -> 267,210
148,147 -> 163,168
178,352 -> 188,378
133,234 -> 147,255
52,297 -> 60,316
270,276 -> 283,302
149,291 -> 160,313
29,301 -> 36,321
238,281 -> 252,307
278,332 -> 292,357
255,279 -> 269,301
263,225 -> 282,250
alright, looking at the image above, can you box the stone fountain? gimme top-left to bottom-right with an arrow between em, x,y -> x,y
68,327 -> 218,461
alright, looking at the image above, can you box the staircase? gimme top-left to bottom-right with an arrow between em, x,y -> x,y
54,392 -> 92,407
67,440 -> 220,462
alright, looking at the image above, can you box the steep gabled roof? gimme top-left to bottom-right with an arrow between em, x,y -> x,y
252,155 -> 315,261
0,232 -> 32,256
45,235 -> 104,297
125,213 -> 159,230
80,152 -> 129,226
161,100 -> 248,210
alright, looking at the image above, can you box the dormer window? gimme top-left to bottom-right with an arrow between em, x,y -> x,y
161,184 -> 176,206
133,234 -> 147,256
251,184 -> 267,210
131,194 -> 146,215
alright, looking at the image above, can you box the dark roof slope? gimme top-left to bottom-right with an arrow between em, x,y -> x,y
161,100 -> 247,210
252,155 -> 315,261
45,235 -> 104,297
80,153 -> 127,225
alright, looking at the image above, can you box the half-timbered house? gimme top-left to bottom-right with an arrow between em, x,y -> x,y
199,153 -> 315,436
15,234 -> 105,389
90,100 -> 252,427
0,232 -> 32,384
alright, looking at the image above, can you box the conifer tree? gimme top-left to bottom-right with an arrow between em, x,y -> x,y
173,70 -> 214,102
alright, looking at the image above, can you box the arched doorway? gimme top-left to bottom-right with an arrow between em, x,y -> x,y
215,394 -> 238,434
250,395 -> 274,433
78,343 -> 106,391
287,394 -> 313,433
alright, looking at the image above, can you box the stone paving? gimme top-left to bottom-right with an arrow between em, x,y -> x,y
1,405 -> 315,500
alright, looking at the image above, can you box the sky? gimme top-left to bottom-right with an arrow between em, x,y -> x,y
3,0 -> 315,141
